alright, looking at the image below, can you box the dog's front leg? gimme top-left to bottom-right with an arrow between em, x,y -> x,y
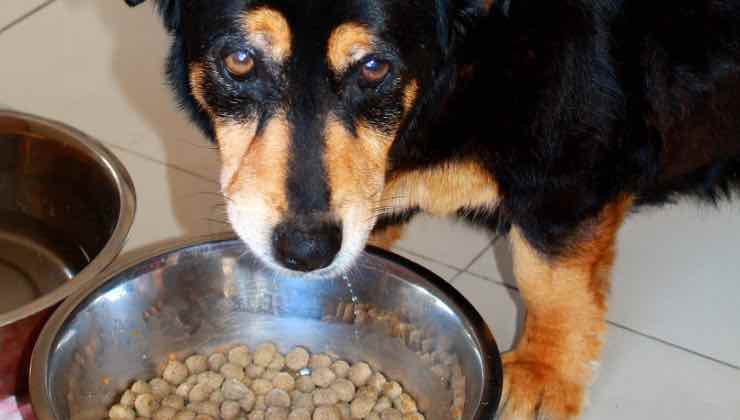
497,196 -> 632,420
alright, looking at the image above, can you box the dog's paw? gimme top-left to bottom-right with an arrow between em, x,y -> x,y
496,352 -> 585,420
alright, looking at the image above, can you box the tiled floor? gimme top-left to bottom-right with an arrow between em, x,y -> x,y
2,1 -> 739,418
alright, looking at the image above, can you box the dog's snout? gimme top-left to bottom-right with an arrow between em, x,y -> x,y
272,220 -> 342,272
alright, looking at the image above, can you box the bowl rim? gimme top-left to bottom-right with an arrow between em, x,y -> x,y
29,233 -> 502,420
0,109 -> 137,327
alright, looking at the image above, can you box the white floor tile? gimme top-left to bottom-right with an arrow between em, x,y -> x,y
0,0 -> 221,180
0,0 -> 47,30
391,249 -> 460,282
589,325 -> 740,420
395,214 -> 493,270
452,273 -> 740,419
610,201 -> 740,368
108,147 -> 230,256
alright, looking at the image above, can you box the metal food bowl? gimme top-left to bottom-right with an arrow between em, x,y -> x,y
30,235 -> 502,420
0,110 -> 135,398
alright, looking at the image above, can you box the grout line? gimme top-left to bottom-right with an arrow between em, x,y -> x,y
450,240 -> 496,283
105,143 -> 220,184
604,320 -> 740,371
0,0 -> 57,35
462,270 -> 740,371
393,246 -> 466,275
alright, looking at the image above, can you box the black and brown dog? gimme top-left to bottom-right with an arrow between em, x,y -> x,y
124,0 -> 740,418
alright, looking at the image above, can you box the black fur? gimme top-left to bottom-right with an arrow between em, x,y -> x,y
128,0 -> 740,257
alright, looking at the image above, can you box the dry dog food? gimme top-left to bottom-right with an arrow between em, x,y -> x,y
106,343 -> 424,420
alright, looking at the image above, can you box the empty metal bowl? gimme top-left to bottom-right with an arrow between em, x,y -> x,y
30,234 -> 502,420
0,109 -> 135,398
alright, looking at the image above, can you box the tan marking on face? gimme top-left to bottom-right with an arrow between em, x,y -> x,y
213,121 -> 258,188
382,162 -> 500,216
327,23 -> 374,74
325,117 -> 393,214
223,116 -> 290,217
189,63 -> 215,117
402,80 -> 419,114
242,7 -> 292,63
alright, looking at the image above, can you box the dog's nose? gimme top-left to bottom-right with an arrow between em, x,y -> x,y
272,220 -> 342,272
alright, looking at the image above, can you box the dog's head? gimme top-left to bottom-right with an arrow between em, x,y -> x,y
126,0 -> 490,275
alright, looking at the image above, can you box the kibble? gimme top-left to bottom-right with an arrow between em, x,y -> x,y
311,367 -> 336,388
228,346 -> 252,367
186,355 -> 209,374
248,411 -> 265,420
348,363 -> 372,387
220,401 -> 241,420
335,403 -> 350,419
312,388 -> 339,406
164,361 -> 189,385
189,384 -> 213,402
330,361 -> 349,379
252,378 -> 273,396
220,363 -> 245,381
208,353 -> 227,371
134,393 -> 160,417
151,378 -> 173,397
176,383 -> 194,398
246,365 -> 266,379
109,404 -> 136,420
266,389 -> 291,408
223,378 -> 250,400
382,382 -> 402,400
285,347 -> 310,371
393,394 -> 417,414
287,408 -> 311,420
120,390 -> 136,407
380,409 -> 402,420
312,406 -> 340,420
295,376 -> 315,393
154,407 -> 178,420
272,373 -> 296,391
266,406 -> 289,420
110,343 -> 422,420
174,411 -> 196,420
163,395 -> 186,410
210,390 -> 225,404
350,396 -> 375,418
330,379 -> 355,402
309,354 -> 332,370
254,343 -> 278,367
132,380 -> 153,395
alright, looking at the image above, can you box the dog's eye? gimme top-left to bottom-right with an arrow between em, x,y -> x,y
359,58 -> 390,88
224,50 -> 255,79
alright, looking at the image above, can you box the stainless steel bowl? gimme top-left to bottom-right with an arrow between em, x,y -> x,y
30,234 -> 502,420
0,110 -> 135,398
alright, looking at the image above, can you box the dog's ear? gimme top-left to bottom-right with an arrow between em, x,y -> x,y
124,0 -> 182,32
441,0 -> 493,58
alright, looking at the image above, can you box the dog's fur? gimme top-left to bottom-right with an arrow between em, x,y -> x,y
125,0 -> 740,418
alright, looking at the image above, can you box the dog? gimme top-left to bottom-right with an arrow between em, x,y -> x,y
124,0 -> 740,418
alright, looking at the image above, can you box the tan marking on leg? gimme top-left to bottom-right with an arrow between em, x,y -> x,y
499,195 -> 633,419
368,224 -> 407,250
403,79 -> 419,114
242,7 -> 292,63
327,23 -> 374,74
382,162 -> 499,216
